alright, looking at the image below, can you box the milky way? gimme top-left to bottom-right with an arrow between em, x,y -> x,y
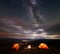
27,0 -> 46,27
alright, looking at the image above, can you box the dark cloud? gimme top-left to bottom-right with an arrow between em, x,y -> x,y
46,23 -> 60,35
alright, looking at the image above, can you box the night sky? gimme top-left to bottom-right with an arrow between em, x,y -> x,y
0,0 -> 60,39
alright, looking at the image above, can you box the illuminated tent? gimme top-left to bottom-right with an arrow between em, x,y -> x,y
38,43 -> 49,49
12,43 -> 20,51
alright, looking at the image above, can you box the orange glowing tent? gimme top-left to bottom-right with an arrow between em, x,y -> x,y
38,43 -> 49,49
12,43 -> 20,51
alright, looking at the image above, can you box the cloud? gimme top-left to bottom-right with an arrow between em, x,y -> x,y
0,18 -> 14,25
46,23 -> 60,35
0,18 -> 25,33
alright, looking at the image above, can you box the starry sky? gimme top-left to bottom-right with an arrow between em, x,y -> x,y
0,0 -> 60,39
0,0 -> 60,24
